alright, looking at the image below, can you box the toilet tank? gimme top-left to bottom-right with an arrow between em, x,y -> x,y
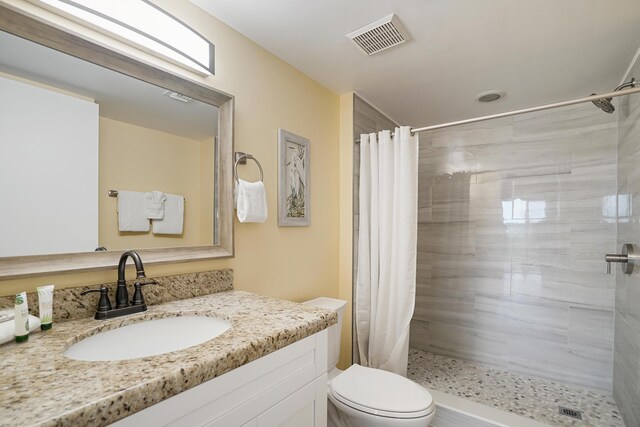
303,297 -> 347,372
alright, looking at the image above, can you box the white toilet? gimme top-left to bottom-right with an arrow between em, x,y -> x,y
304,297 -> 435,427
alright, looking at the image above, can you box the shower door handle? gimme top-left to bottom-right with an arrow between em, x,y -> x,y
605,243 -> 638,274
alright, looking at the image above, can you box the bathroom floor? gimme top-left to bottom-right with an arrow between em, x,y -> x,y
407,349 -> 624,427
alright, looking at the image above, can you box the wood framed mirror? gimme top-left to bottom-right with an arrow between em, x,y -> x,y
0,4 -> 234,280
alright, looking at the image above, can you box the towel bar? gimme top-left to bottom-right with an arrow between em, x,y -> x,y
234,152 -> 264,183
108,190 -> 185,202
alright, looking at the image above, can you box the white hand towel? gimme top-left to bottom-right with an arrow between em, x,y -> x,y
0,315 -> 41,346
117,191 -> 150,232
236,179 -> 267,223
145,191 -> 167,219
0,308 -> 14,323
152,194 -> 184,234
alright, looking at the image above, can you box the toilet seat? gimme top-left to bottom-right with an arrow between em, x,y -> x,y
329,364 -> 435,419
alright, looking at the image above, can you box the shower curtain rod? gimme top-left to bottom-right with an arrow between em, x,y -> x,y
354,85 -> 640,142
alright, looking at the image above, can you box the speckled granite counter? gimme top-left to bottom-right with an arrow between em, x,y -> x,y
0,269 -> 234,322
0,290 -> 336,427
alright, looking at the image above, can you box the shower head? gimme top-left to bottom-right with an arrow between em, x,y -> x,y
591,78 -> 636,114
591,95 -> 615,114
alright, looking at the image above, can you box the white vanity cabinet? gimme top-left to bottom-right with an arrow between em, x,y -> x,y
112,330 -> 328,427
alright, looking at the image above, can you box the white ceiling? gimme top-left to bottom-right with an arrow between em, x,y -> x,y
192,0 -> 640,127
0,30 -> 217,141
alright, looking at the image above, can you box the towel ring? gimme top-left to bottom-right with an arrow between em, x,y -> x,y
234,153 -> 264,183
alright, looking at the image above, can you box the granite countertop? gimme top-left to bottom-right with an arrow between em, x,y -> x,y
0,290 -> 337,427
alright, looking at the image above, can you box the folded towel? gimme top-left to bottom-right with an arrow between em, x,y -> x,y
152,194 -> 184,234
145,191 -> 167,219
236,179 -> 267,223
117,191 -> 150,232
0,315 -> 41,346
0,309 -> 14,323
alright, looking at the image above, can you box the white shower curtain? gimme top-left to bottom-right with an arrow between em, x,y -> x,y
356,126 -> 419,376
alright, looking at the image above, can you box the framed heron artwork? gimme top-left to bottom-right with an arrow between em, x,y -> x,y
278,129 -> 310,226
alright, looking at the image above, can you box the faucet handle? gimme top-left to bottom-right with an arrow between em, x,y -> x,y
131,280 -> 158,306
81,286 -> 112,312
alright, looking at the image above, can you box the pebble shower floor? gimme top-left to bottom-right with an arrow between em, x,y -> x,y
407,349 -> 624,427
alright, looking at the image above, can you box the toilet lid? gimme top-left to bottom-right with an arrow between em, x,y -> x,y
329,364 -> 434,419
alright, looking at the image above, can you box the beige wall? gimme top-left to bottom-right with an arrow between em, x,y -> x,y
99,117 -> 213,250
199,138 -> 215,242
0,0 -> 348,364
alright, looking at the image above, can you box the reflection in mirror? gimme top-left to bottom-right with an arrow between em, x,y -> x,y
0,30 -> 219,258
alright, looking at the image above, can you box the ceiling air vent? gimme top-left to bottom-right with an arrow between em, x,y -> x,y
347,14 -> 408,56
162,90 -> 192,103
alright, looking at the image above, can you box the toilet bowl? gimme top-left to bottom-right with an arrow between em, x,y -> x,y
303,297 -> 435,427
328,364 -> 435,426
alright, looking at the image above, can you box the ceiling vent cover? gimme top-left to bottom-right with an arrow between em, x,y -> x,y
347,14 -> 408,55
162,90 -> 193,103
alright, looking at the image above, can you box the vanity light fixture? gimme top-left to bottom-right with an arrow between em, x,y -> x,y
27,0 -> 214,76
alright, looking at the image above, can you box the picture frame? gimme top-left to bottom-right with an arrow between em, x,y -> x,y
278,129 -> 310,226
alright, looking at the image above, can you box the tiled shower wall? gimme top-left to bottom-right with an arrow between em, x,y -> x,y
614,62 -> 640,426
409,103 -> 618,391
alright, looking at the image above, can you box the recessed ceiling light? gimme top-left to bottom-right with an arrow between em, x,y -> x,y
476,90 -> 505,103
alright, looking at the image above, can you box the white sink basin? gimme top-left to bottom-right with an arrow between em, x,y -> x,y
64,316 -> 231,361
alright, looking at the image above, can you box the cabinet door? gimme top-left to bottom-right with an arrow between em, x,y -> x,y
256,374 -> 327,427
111,331 -> 328,427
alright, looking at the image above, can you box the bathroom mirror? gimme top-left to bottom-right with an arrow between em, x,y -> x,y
0,6 -> 234,279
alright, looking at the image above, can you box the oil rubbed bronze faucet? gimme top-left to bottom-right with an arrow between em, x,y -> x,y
82,250 -> 157,320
